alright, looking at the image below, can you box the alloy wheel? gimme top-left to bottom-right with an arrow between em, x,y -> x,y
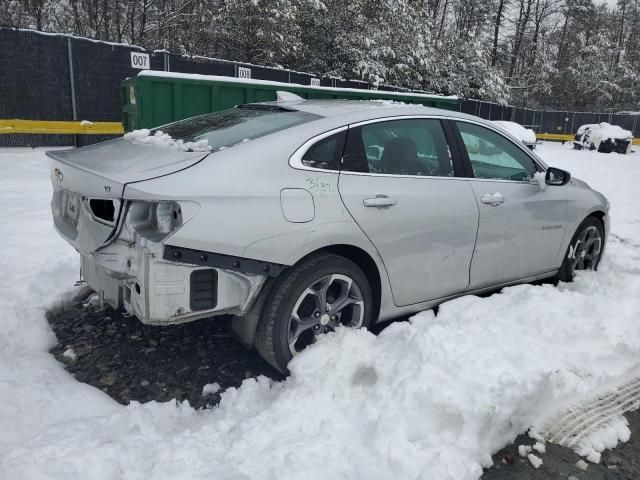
569,225 -> 603,274
287,274 -> 364,355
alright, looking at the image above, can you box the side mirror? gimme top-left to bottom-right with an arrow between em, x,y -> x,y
546,167 -> 571,186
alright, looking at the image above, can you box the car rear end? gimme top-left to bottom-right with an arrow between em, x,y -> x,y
48,139 -> 224,322
48,104 -> 322,326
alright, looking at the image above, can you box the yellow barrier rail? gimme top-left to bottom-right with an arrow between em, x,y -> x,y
1,119 -> 638,145
536,133 -> 574,142
537,132 -> 640,145
0,119 -> 124,135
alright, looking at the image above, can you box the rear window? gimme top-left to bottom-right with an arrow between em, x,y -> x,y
161,106 -> 321,151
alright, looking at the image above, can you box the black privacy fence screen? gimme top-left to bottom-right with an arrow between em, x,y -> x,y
460,99 -> 639,139
1,28 -> 638,147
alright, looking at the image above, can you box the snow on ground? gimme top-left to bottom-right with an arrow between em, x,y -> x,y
0,143 -> 639,480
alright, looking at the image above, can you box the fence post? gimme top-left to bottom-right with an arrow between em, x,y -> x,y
569,113 -> 575,135
67,37 -> 78,147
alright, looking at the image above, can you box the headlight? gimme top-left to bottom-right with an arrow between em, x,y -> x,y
125,200 -> 185,241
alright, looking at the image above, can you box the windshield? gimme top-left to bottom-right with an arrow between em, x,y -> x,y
160,106 -> 321,151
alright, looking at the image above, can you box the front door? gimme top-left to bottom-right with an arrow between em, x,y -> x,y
338,118 -> 479,306
453,120 -> 568,289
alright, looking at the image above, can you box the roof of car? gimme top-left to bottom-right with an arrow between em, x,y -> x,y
251,99 -> 473,122
245,99 -> 548,167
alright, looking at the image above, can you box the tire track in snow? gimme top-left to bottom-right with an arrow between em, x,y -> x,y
541,377 -> 640,448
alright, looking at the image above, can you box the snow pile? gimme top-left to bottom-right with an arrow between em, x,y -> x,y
527,454 -> 543,469
532,442 -> 546,454
0,144 -> 639,480
518,445 -> 532,457
493,120 -> 537,145
575,123 -> 633,153
369,99 -> 411,107
588,123 -> 633,146
0,149 -> 119,457
201,383 -> 220,396
62,348 -> 77,361
124,129 -> 212,152
576,122 -> 632,142
576,459 -> 590,471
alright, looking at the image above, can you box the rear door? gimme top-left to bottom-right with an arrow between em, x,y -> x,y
338,117 -> 479,307
452,120 -> 568,289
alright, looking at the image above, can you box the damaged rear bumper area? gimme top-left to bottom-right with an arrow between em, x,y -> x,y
80,247 -> 267,325
52,187 -> 273,325
47,145 -> 281,325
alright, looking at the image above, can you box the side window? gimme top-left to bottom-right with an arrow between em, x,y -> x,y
301,131 -> 346,170
342,119 -> 454,177
456,121 -> 538,181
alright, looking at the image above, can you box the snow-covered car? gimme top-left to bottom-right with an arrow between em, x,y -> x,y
48,100 -> 610,372
573,123 -> 633,154
493,120 -> 537,149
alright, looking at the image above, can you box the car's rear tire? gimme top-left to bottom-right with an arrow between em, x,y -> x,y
555,216 -> 604,283
254,254 -> 374,373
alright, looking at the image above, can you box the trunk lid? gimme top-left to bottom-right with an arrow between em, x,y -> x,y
48,138 -> 208,254
47,138 -> 209,198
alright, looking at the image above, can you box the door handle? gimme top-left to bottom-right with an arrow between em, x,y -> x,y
480,192 -> 505,206
363,194 -> 398,208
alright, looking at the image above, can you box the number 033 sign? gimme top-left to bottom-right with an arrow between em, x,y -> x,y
130,52 -> 150,70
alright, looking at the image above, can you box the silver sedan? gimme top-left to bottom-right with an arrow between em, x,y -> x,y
48,100 -> 610,372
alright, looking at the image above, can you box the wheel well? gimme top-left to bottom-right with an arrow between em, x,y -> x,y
301,244 -> 382,322
232,244 -> 383,347
589,210 -> 606,225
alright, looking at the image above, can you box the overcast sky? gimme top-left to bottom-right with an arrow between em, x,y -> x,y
599,0 -> 620,10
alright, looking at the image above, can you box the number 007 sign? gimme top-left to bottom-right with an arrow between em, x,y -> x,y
131,52 -> 150,70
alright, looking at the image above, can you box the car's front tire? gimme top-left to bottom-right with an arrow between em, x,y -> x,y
555,216 -> 605,282
254,254 -> 374,373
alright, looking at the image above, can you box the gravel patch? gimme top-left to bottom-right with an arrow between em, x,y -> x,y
482,410 -> 640,480
47,300 -> 282,409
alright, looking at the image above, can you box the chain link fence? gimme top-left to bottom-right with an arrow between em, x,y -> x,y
1,28 -> 638,147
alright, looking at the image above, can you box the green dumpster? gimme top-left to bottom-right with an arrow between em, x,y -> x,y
122,71 -> 460,131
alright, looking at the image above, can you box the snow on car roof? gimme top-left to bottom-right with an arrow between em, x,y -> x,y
256,98 -> 447,118
493,120 -> 537,144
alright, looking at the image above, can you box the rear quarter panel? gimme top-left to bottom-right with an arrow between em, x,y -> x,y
123,124 -> 381,266
123,123 -> 398,321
